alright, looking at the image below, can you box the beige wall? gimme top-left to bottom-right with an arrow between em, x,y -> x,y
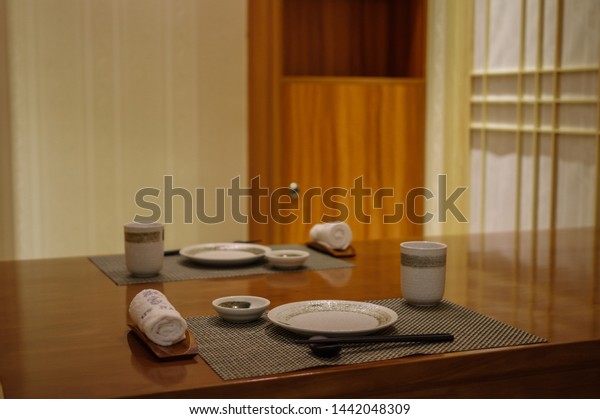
1,0 -> 248,260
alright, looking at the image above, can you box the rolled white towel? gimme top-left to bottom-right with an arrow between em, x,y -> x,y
310,222 -> 353,250
128,289 -> 187,346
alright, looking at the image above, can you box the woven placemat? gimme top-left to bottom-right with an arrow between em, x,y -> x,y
187,298 -> 547,381
90,244 -> 354,285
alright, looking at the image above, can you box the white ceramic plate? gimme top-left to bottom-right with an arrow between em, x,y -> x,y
179,243 -> 272,266
267,300 -> 398,336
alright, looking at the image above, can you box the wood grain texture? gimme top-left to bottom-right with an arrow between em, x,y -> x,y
279,79 -> 425,244
0,228 -> 599,398
248,0 -> 427,245
248,0 -> 284,244
282,0 -> 426,77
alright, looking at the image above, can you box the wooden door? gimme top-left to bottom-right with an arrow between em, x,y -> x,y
248,0 -> 426,245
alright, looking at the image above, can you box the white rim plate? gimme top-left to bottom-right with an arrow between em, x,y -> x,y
267,300 -> 398,336
179,243 -> 272,266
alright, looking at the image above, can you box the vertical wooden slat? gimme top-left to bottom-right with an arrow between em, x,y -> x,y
82,0 -> 96,254
480,0 -> 490,233
596,6 -> 600,228
0,0 -> 14,260
441,0 -> 472,235
531,0 -> 545,231
515,0 -> 527,231
271,0 -> 284,244
248,0 -> 284,243
549,0 -> 564,229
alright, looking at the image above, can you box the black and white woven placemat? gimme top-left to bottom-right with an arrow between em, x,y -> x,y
89,244 -> 354,285
187,298 -> 547,381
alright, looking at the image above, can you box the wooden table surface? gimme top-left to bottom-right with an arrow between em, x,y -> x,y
1,228 -> 599,398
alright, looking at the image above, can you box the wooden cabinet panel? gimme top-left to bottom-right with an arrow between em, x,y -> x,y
248,0 -> 427,245
275,79 -> 425,243
282,0 -> 426,78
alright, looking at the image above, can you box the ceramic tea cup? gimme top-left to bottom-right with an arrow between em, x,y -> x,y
400,241 -> 447,306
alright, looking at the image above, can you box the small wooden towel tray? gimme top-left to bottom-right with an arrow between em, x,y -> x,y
306,241 -> 356,258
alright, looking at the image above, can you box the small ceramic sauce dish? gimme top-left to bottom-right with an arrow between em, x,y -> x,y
266,249 -> 310,269
211,295 -> 270,323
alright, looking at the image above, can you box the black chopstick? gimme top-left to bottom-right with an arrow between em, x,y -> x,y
293,333 -> 454,345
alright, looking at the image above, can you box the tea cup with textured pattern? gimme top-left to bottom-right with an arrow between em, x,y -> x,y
400,241 -> 447,306
124,222 -> 164,277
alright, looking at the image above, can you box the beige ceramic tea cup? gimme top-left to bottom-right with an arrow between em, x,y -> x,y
124,222 -> 164,277
400,241 -> 447,306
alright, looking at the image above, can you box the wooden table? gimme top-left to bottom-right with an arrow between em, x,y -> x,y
1,229 -> 599,398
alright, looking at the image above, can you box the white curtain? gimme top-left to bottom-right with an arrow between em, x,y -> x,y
469,0 -> 600,232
